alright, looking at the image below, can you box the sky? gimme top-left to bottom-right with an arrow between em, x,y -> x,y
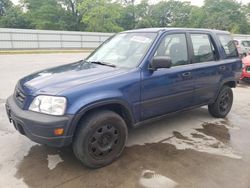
11,0 -> 250,6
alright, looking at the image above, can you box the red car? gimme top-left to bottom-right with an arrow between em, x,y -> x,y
241,56 -> 250,82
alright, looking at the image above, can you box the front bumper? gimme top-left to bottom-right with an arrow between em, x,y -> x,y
6,95 -> 74,147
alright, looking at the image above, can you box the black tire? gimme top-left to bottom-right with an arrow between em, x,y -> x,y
208,86 -> 233,118
73,110 -> 128,168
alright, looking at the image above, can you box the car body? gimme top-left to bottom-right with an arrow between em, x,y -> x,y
241,55 -> 250,82
6,28 -> 242,168
234,39 -> 250,57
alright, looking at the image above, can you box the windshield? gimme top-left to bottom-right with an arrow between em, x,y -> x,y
86,32 -> 157,68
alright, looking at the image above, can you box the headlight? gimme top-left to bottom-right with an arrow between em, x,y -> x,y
29,95 -> 67,115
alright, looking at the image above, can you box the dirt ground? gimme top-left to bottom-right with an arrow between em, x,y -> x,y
0,53 -> 250,188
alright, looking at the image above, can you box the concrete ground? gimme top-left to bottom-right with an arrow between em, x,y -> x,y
0,54 -> 250,188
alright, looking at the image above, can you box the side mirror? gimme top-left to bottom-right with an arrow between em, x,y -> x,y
150,56 -> 172,71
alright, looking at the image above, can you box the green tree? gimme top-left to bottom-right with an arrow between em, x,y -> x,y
188,6 -> 206,28
202,0 -> 249,33
78,0 -> 123,32
0,0 -> 12,16
0,0 -> 250,34
22,0 -> 71,30
242,3 -> 250,24
150,0 -> 192,27
118,2 -> 136,30
0,6 -> 31,28
134,0 -> 154,28
59,0 -> 85,31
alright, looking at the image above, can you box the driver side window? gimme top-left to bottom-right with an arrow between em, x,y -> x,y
154,34 -> 189,67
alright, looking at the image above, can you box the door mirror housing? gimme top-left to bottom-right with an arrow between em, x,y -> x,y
150,56 -> 172,71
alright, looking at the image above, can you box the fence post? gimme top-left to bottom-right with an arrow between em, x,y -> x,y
60,33 -> 63,49
10,32 -> 14,49
37,32 -> 40,49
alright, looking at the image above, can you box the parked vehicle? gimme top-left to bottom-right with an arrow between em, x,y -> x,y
6,28 -> 242,168
241,55 -> 250,82
234,39 -> 250,57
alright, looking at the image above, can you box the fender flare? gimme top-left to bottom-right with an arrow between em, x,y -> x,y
212,78 -> 236,104
67,99 -> 135,136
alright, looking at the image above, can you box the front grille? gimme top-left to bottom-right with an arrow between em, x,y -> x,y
14,87 -> 26,107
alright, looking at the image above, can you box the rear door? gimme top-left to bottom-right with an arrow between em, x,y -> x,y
189,32 -> 238,105
188,32 -> 223,105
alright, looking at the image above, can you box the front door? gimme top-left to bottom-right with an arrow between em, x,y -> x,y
141,33 -> 195,120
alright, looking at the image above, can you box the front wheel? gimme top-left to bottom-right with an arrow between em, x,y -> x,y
73,110 -> 128,168
208,86 -> 233,118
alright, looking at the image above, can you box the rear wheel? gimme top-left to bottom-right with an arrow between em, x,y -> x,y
73,110 -> 128,168
208,86 -> 233,118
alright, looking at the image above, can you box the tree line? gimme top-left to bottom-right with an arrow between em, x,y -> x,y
0,0 -> 250,34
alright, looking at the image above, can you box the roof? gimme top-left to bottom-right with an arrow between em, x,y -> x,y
123,27 -> 230,34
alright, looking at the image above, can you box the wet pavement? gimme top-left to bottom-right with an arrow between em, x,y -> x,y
0,54 -> 250,188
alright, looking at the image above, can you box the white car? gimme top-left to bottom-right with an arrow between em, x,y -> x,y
234,39 -> 250,56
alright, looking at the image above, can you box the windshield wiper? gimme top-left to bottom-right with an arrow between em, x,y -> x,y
89,61 -> 116,68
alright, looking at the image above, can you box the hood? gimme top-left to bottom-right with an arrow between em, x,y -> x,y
19,61 -> 128,95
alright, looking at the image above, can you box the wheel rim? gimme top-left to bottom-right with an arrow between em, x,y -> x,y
88,124 -> 119,159
219,91 -> 231,113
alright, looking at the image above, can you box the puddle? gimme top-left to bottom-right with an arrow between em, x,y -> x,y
0,118 -> 242,188
0,132 -> 35,188
196,122 -> 230,143
173,131 -> 192,141
14,130 -> 244,188
191,133 -> 206,139
162,122 -> 241,159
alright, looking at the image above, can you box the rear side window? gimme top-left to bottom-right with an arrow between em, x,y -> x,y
190,34 -> 216,63
218,34 -> 238,58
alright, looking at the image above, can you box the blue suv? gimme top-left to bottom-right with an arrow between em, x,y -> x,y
6,28 -> 242,168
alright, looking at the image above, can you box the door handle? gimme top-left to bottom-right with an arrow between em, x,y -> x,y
182,72 -> 191,77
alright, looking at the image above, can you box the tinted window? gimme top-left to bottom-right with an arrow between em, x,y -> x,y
218,34 -> 238,58
190,34 -> 216,63
154,34 -> 188,67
